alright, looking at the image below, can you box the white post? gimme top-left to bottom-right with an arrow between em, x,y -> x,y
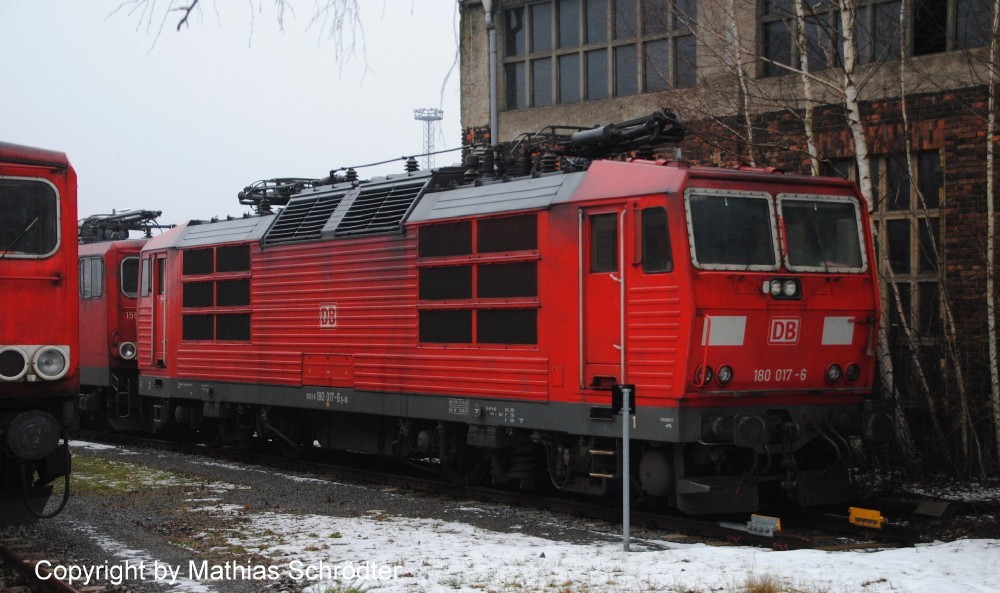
621,385 -> 631,552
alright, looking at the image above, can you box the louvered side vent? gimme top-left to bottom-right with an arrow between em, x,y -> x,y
262,192 -> 345,246
333,180 -> 427,237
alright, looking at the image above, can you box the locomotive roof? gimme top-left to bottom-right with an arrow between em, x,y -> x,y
79,238 -> 149,257
407,170 -> 586,222
0,141 -> 70,169
143,215 -> 274,250
141,158 -> 862,252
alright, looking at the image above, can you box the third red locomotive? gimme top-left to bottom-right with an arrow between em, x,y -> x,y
128,112 -> 890,513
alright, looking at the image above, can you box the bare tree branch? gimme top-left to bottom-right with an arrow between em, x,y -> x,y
174,0 -> 199,31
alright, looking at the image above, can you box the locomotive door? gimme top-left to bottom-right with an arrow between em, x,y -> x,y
150,254 -> 167,367
581,207 -> 627,388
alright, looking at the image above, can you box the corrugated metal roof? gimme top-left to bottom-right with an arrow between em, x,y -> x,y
407,172 -> 585,223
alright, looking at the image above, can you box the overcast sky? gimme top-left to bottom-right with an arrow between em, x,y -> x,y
0,1 -> 461,226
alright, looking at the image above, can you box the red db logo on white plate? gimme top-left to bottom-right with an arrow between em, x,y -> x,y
768,317 -> 800,344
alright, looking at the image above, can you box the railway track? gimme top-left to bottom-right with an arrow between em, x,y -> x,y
0,538 -> 90,593
70,430 -> 926,552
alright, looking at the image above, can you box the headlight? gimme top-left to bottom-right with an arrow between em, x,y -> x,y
717,365 -> 733,386
845,363 -> 861,382
0,346 -> 30,381
33,346 -> 69,381
825,363 -> 843,384
119,342 -> 137,360
765,278 -> 800,299
694,365 -> 714,386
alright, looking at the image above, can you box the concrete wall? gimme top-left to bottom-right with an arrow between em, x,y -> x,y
459,1 -> 994,142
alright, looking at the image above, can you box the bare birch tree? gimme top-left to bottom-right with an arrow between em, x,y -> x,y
793,0 -> 819,175
987,0 -> 1000,460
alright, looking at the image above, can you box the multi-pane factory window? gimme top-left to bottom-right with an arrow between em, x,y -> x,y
180,243 -> 252,341
503,0 -> 696,110
417,213 -> 539,345
760,0 -> 991,78
824,152 -> 945,396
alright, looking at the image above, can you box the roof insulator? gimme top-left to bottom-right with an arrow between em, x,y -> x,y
539,151 -> 557,173
405,157 -> 419,173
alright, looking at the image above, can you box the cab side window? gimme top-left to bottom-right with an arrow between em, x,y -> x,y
79,257 -> 104,298
642,207 -> 673,273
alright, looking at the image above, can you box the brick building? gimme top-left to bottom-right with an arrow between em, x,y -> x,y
457,0 -> 999,471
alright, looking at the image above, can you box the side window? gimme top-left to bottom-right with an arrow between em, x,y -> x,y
140,257 -> 150,297
590,213 -> 618,273
120,257 -> 139,298
79,257 -> 104,299
641,207 -> 673,273
156,258 -> 165,296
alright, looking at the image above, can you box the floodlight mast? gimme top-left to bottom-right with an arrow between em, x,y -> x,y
414,108 -> 444,169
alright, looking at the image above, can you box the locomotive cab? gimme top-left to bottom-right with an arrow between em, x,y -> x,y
0,142 -> 77,523
649,168 -> 887,512
77,239 -> 147,430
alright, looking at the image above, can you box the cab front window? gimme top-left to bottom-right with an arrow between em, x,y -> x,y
0,177 -> 59,257
685,189 -> 778,270
779,195 -> 866,272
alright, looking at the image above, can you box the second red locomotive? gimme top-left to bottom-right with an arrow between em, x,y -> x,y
129,113 -> 890,513
77,210 -> 168,431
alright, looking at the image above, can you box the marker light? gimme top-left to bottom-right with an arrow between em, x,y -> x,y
825,363 -> 843,384
694,365 -> 714,386
717,365 -> 734,386
119,342 -> 137,360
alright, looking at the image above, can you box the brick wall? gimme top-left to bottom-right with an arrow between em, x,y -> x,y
463,86 -> 1000,467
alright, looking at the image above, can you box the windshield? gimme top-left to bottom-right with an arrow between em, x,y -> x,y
686,190 -> 777,270
0,177 -> 59,257
780,195 -> 865,272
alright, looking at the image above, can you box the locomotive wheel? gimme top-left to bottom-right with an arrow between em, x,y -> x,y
441,448 -> 490,486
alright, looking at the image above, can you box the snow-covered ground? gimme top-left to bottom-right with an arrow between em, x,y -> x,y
181,506 -> 999,593
66,441 -> 1000,593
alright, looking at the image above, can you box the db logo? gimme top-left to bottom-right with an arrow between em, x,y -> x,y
319,303 -> 338,328
768,317 -> 800,344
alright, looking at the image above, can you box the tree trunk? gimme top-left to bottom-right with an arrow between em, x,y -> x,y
987,0 -> 1000,464
837,0 -> 916,462
794,0 -> 819,175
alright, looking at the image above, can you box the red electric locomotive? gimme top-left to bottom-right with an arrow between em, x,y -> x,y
77,210 -> 168,431
0,142 -> 77,522
134,112 -> 891,513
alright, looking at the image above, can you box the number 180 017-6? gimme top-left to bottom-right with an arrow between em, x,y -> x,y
752,368 -> 807,382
